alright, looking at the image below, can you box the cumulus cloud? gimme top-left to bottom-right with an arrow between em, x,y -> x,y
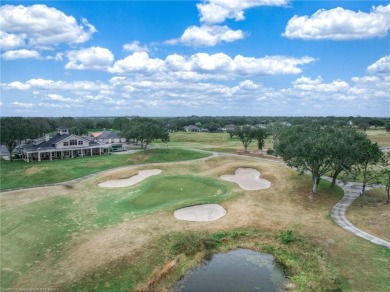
109,52 -> 315,77
1,49 -> 40,60
11,101 -> 34,108
198,0 -> 289,24
292,76 -> 349,92
123,41 -> 149,52
367,55 -> 390,75
283,4 -> 390,40
2,78 -> 110,93
172,25 -> 244,47
65,47 -> 115,70
109,52 -> 165,74
0,4 -> 96,49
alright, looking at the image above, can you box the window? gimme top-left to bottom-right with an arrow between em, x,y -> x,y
69,139 -> 77,146
78,140 -> 83,145
63,141 -> 69,146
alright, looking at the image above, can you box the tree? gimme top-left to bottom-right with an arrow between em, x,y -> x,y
348,140 -> 383,207
385,123 -> 390,133
0,117 -> 28,161
236,126 -> 254,152
113,117 -> 129,132
377,152 -> 390,204
274,125 -> 334,193
121,118 -> 169,151
328,127 -> 368,187
227,129 -> 236,139
253,128 -> 269,151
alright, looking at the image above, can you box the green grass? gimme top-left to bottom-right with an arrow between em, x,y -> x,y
0,174 -> 232,287
95,175 -> 231,226
1,196 -> 78,287
0,149 -> 210,190
155,132 -> 273,153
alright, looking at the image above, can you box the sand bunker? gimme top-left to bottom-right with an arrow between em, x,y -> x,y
220,168 -> 271,190
174,204 -> 226,222
98,169 -> 162,188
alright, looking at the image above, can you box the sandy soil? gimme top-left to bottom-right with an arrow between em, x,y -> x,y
174,204 -> 226,222
220,168 -> 271,190
98,169 -> 162,188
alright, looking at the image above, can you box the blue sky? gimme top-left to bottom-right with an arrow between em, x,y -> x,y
1,0 -> 389,117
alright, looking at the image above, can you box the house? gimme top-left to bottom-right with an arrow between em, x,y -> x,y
94,131 -> 126,144
19,128 -> 111,162
184,125 -> 200,132
89,130 -> 126,144
223,124 -> 237,132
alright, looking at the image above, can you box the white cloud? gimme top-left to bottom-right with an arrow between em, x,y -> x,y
0,4 -> 96,49
198,0 -> 289,24
0,31 -> 26,50
284,4 -> 390,40
45,93 -> 75,102
176,25 -> 244,47
2,78 -> 111,93
292,76 -> 349,92
109,52 -> 315,77
65,47 -> 115,70
11,101 -> 34,108
367,55 -> 390,75
109,52 -> 165,74
1,49 -> 40,60
123,41 -> 149,52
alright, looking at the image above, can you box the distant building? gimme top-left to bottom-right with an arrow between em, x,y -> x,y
91,130 -> 126,144
184,125 -> 200,132
19,128 -> 111,162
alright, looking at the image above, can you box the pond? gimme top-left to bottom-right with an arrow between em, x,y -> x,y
173,249 -> 289,292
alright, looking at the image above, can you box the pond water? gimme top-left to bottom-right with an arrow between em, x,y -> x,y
173,249 -> 289,292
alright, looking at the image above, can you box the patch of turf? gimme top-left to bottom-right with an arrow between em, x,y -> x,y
0,149 -> 210,190
1,196 -> 77,287
95,175 -> 231,226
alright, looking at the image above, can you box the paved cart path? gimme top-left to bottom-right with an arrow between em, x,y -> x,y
324,177 -> 390,249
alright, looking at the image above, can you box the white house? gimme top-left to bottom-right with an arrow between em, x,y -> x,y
19,128 -> 111,162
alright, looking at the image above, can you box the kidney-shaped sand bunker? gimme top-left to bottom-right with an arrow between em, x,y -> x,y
220,168 -> 271,190
98,169 -> 162,188
174,204 -> 226,222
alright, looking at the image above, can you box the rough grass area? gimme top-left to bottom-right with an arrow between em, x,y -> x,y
366,129 -> 390,147
155,132 -> 273,153
66,229 -> 343,292
0,148 -> 210,190
0,171 -> 233,287
346,188 -> 390,241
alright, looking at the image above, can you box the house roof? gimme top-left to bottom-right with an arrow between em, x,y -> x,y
90,132 -> 102,138
21,133 -> 99,151
97,131 -> 120,140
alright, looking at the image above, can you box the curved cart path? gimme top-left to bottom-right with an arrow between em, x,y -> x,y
325,177 -> 390,249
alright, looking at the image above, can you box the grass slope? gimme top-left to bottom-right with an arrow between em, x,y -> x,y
0,149 -> 210,190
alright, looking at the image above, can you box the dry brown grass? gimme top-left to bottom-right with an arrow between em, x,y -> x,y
346,188 -> 390,241
366,129 -> 390,147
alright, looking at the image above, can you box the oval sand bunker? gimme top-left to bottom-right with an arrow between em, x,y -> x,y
174,204 -> 226,222
220,168 -> 271,190
98,169 -> 162,188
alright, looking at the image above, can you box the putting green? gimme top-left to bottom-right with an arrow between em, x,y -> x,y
96,175 -> 232,224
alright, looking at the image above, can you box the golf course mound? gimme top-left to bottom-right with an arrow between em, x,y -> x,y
174,204 -> 226,222
98,169 -> 162,188
220,168 -> 271,190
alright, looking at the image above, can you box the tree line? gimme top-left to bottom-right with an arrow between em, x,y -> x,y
273,124 -> 388,205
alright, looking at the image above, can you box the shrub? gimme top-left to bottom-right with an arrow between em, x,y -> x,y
266,149 -> 275,155
280,229 -> 294,244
